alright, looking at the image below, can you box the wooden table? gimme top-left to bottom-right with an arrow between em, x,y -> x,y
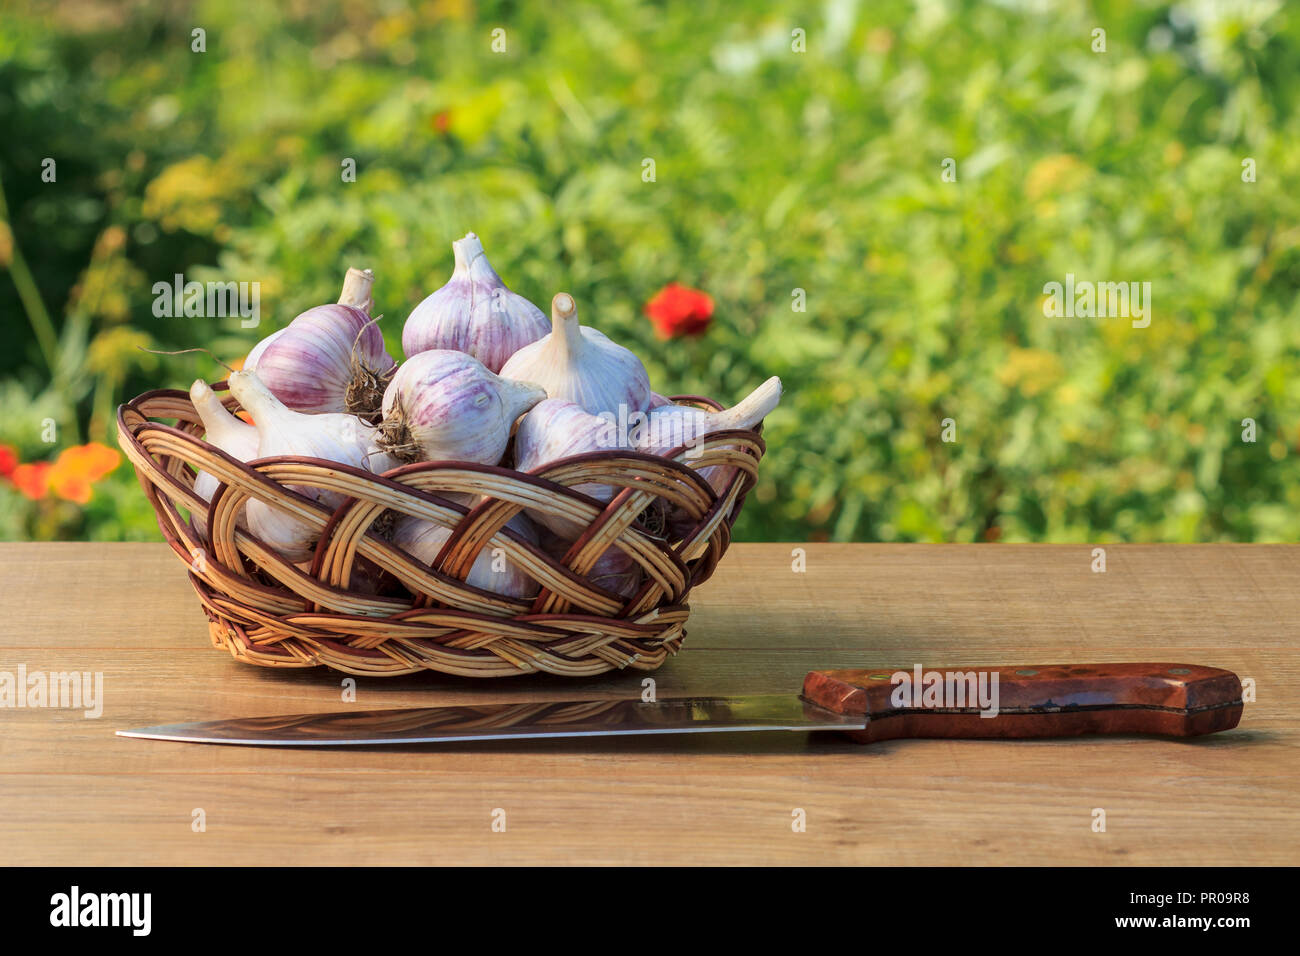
1,542 -> 1295,865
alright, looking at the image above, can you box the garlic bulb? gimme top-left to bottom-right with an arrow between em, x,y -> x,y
377,349 -> 546,465
393,513 -> 539,599
512,398 -> 636,536
228,369 -> 396,561
513,399 -> 636,468
537,526 -> 642,599
499,293 -> 652,418
246,268 -> 395,420
643,377 -> 783,544
244,327 -> 287,370
189,379 -> 260,536
401,232 -> 549,373
639,376 -> 781,453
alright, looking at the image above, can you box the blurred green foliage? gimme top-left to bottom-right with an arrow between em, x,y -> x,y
1,0 -> 1297,542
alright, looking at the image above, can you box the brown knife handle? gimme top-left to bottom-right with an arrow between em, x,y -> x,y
802,663 -> 1242,744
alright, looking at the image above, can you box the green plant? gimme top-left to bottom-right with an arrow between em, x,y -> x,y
1,0 -> 1296,543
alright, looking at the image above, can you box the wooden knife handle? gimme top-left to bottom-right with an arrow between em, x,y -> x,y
801,663 -> 1243,744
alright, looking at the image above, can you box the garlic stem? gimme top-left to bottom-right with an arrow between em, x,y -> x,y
498,291 -> 651,416
453,232 -> 499,285
501,377 -> 549,412
191,380 -> 257,452
337,267 -> 375,314
715,375 -> 783,430
551,292 -> 579,363
229,369 -> 284,422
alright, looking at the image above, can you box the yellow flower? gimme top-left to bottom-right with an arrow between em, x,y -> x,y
86,327 -> 155,376
1025,154 -> 1091,202
142,156 -> 238,235
68,229 -> 146,322
997,348 -> 1064,397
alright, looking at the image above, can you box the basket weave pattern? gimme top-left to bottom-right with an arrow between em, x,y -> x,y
117,386 -> 764,678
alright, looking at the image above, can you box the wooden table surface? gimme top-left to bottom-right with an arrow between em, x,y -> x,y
1,542 -> 1295,865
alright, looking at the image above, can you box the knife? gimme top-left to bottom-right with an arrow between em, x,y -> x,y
117,662 -> 1243,747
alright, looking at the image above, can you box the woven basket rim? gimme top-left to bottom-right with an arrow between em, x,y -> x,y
117,387 -> 764,499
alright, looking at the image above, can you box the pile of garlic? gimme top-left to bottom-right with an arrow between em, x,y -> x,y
190,233 -> 782,597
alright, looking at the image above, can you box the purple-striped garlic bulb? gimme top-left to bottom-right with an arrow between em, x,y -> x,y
246,267 -> 395,421
401,232 -> 549,373
376,349 -> 546,465
244,327 -> 287,370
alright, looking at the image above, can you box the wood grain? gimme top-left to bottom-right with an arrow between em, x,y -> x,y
803,663 -> 1245,741
0,542 -> 1296,865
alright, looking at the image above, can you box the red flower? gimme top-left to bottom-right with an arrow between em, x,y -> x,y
644,283 -> 714,339
0,444 -> 17,480
431,110 -> 452,135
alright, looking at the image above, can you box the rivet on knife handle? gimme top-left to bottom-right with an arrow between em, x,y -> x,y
801,663 -> 1244,744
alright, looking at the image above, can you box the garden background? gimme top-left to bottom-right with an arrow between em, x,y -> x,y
1,0 -> 1297,543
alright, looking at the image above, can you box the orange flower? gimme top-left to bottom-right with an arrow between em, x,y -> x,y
11,462 -> 51,500
49,472 -> 93,504
0,444 -> 17,480
59,443 -> 121,481
46,443 -> 121,504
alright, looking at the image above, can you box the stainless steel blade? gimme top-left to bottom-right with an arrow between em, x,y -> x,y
116,694 -> 866,746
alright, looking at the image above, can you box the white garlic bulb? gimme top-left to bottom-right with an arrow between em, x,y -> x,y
639,376 -> 781,491
638,376 -> 782,461
189,379 -> 260,537
392,513 -> 539,600
512,398 -> 638,537
228,369 -> 396,561
499,293 -> 652,418
377,349 -> 546,465
402,232 -> 550,373
246,267 -> 395,420
642,377 -> 782,540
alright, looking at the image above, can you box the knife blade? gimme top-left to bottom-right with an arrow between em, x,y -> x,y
116,662 -> 1243,747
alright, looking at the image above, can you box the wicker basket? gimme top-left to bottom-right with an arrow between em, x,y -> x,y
116,385 -> 765,678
